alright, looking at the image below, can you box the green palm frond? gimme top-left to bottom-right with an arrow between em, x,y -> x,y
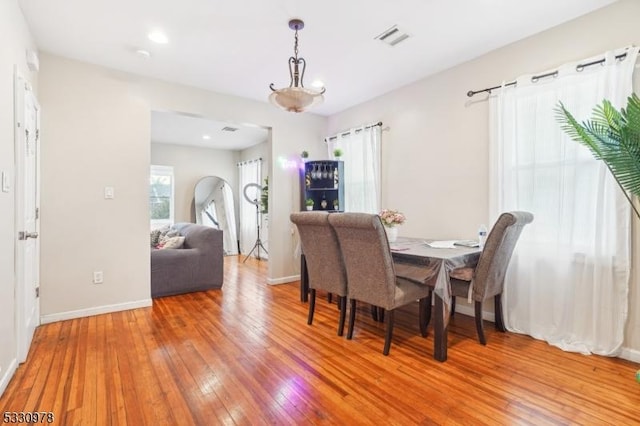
593,100 -> 623,134
555,102 -> 604,158
556,93 -> 640,219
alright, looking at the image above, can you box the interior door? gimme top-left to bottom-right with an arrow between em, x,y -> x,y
15,72 -> 40,363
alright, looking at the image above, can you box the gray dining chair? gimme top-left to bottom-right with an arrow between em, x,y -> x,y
328,212 -> 435,355
448,211 -> 534,345
290,211 -> 348,336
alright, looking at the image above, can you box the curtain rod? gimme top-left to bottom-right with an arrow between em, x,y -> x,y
466,52 -> 629,98
324,121 -> 383,143
236,157 -> 262,166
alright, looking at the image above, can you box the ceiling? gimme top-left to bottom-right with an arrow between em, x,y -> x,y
21,0 -> 617,150
151,111 -> 268,150
19,0 -> 617,118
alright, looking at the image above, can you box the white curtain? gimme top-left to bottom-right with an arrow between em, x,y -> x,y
221,182 -> 238,255
490,46 -> 637,356
238,159 -> 261,257
327,125 -> 381,213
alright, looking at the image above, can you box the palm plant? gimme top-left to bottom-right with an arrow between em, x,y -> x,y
556,93 -> 640,219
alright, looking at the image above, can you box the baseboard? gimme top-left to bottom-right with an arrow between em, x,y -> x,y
454,303 -> 495,322
456,305 -> 640,364
40,299 -> 153,324
619,347 -> 640,363
0,358 -> 18,398
267,275 -> 300,285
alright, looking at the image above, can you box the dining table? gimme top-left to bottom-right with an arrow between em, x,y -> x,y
390,237 -> 481,361
298,236 -> 481,362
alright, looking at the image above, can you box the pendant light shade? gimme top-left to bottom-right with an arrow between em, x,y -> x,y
269,19 -> 325,113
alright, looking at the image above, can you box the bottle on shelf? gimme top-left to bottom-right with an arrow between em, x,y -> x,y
320,192 -> 328,209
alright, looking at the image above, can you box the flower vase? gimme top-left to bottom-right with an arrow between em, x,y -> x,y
385,226 -> 398,243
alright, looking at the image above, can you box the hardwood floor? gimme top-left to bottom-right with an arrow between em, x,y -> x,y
1,256 -> 639,425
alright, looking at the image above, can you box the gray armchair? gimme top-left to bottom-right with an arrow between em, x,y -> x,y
449,211 -> 534,344
151,222 -> 224,298
328,213 -> 435,355
290,212 -> 348,336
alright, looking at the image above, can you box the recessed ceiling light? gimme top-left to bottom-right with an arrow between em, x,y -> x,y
148,31 -> 168,44
202,134 -> 211,140
311,80 -> 325,89
135,49 -> 151,58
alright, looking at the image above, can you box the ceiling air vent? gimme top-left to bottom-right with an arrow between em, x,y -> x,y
221,126 -> 239,132
375,25 -> 410,47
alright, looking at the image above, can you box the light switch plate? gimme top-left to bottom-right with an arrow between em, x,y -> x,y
1,171 -> 10,193
104,186 -> 114,199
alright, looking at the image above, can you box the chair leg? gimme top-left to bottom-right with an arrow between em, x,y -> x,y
474,301 -> 487,345
307,289 -> 316,325
337,296 -> 346,336
327,293 -> 333,304
419,298 -> 428,337
377,307 -> 385,323
494,294 -> 506,332
383,309 -> 395,355
423,290 -> 433,329
347,299 -> 357,340
371,304 -> 378,321
451,296 -> 456,317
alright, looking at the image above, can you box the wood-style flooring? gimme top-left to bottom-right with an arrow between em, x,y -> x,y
1,256 -> 639,425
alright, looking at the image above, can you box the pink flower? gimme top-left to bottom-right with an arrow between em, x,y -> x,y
378,209 -> 406,227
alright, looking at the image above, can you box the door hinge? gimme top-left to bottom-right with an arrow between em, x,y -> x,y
35,207 -> 39,219
35,287 -> 39,298
36,129 -> 40,141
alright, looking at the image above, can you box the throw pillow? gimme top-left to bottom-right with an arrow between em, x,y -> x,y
159,236 -> 185,250
150,225 -> 170,247
164,229 -> 180,239
150,229 -> 162,247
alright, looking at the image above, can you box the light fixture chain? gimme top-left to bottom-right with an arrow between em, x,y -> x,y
294,29 -> 299,59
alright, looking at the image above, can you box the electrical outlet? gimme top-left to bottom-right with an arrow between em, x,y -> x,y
93,271 -> 104,284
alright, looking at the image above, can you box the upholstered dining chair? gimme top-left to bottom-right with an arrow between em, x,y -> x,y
449,211 -> 534,345
290,211 -> 348,336
328,213 -> 435,355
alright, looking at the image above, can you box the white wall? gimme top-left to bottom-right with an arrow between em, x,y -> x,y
240,141 -> 271,175
150,142 -> 240,224
38,56 -> 152,322
37,53 -> 326,320
327,0 -> 640,354
0,0 -> 38,394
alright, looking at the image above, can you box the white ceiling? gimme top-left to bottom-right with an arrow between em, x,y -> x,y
151,111 -> 268,150
19,0 -> 617,148
19,0 -> 617,118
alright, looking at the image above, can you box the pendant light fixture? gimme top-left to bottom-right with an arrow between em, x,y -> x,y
269,19 -> 325,113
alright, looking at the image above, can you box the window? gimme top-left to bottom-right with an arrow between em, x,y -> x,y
326,125 -> 381,213
489,46 -> 636,355
149,165 -> 174,229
